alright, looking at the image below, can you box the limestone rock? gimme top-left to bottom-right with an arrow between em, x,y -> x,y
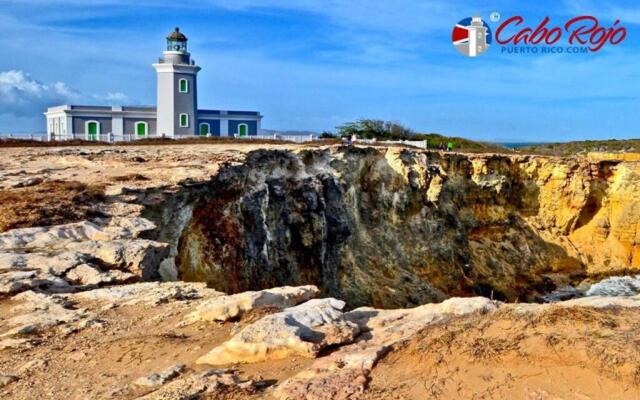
10,176 -> 43,188
274,297 -> 498,400
65,239 -> 170,280
18,358 -> 48,375
0,375 -> 18,388
0,215 -> 168,297
100,216 -> 157,239
176,148 -> 640,308
0,221 -> 110,252
0,236 -> 168,297
0,251 -> 87,275
0,270 -> 71,296
158,257 -> 178,281
559,293 -> 640,308
0,338 -> 36,350
2,291 -> 90,337
135,369 -> 254,400
64,263 -> 135,286
134,364 -> 185,387
274,344 -> 386,400
184,285 -> 319,323
197,298 -> 359,366
72,281 -> 221,306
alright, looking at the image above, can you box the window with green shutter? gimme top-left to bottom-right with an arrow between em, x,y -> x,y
180,114 -> 189,127
179,78 -> 188,93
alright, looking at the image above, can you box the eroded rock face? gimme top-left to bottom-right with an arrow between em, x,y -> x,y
176,147 -> 640,308
0,217 -> 169,297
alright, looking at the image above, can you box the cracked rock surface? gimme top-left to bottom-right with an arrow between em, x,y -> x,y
0,144 -> 639,399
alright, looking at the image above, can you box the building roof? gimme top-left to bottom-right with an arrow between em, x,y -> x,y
166,27 -> 187,41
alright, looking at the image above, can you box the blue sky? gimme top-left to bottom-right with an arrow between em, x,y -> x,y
0,0 -> 639,141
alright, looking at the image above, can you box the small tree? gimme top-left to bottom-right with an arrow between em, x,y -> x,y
336,119 -> 413,139
319,131 -> 336,139
336,122 -> 362,138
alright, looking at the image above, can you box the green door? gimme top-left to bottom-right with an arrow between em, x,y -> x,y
136,123 -> 147,137
238,124 -> 247,137
199,123 -> 209,136
87,122 -> 98,141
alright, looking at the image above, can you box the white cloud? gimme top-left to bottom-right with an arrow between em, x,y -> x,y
0,70 -> 132,118
0,70 -> 79,116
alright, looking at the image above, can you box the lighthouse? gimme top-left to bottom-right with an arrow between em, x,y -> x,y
45,27 -> 262,141
152,27 -> 201,137
468,17 -> 488,57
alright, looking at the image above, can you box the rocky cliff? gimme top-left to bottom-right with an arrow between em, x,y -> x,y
175,147 -> 640,308
1,143 -> 640,399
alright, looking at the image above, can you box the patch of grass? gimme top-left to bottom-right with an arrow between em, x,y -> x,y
518,139 -> 640,156
527,306 -> 619,329
465,337 -> 519,361
0,180 -> 106,232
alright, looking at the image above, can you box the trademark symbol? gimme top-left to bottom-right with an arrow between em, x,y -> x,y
490,11 -> 500,22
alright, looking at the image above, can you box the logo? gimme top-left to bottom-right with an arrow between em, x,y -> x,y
495,16 -> 626,52
452,16 -> 492,57
452,13 -> 627,56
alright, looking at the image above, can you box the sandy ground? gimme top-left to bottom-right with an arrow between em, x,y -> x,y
0,143 -> 307,193
1,295 -> 639,399
365,307 -> 640,400
0,293 -> 313,400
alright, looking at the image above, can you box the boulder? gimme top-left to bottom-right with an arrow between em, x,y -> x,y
135,369 -> 255,400
273,344 -> 387,400
72,281 -> 221,307
196,298 -> 359,366
184,285 -> 319,323
65,239 -> 170,280
274,297 -> 498,400
64,264 -> 136,286
1,291 -> 90,337
0,216 -> 168,297
0,251 -> 87,275
134,364 -> 185,387
0,270 -> 71,296
0,221 -> 109,252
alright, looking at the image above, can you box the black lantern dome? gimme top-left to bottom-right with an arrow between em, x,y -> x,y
166,27 -> 188,52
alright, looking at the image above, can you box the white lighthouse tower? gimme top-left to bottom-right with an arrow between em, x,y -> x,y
152,27 -> 200,137
468,17 -> 488,57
